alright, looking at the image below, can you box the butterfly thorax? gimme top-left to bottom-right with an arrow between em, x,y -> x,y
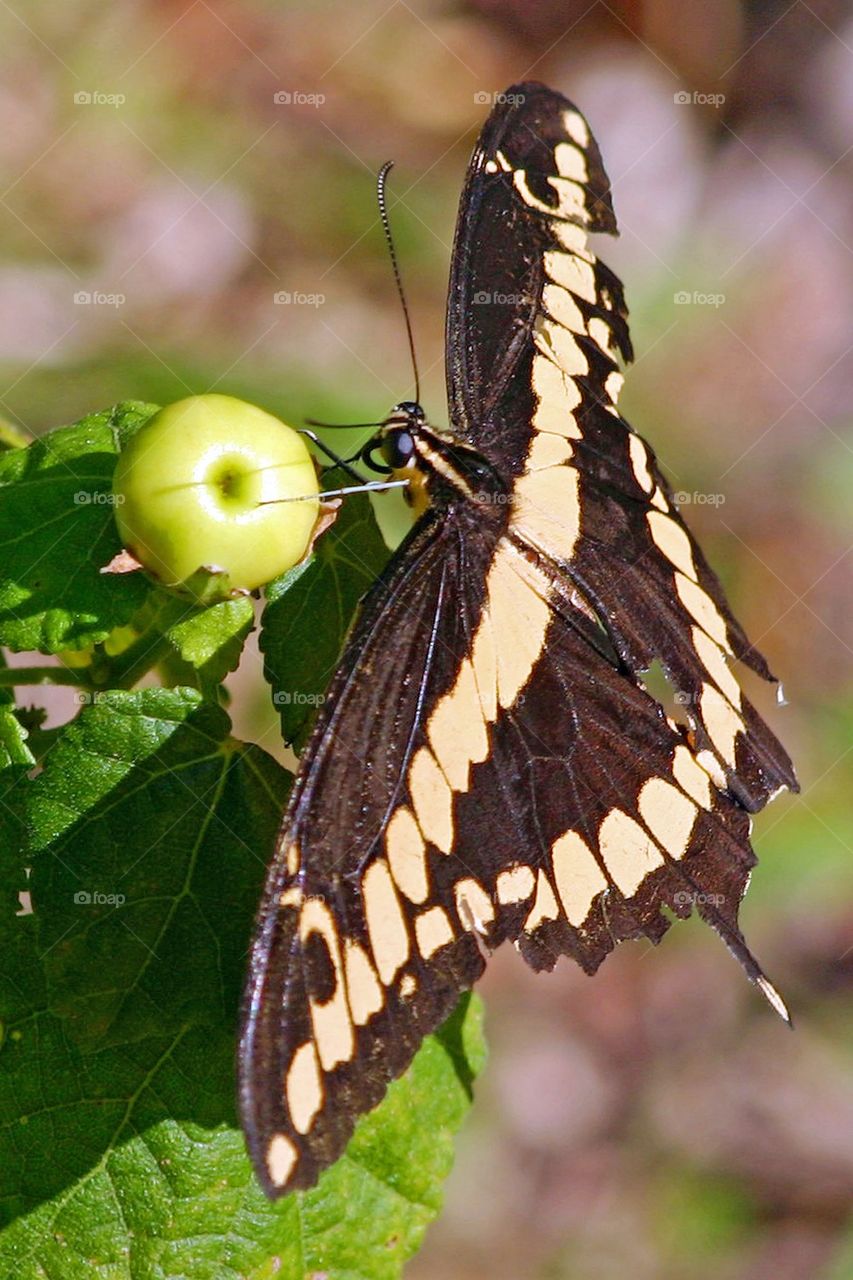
378,401 -> 508,518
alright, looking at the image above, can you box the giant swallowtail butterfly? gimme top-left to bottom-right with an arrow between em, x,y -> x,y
240,81 -> 797,1198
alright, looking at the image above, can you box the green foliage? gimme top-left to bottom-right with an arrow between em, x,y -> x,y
262,477 -> 390,747
0,407 -> 484,1278
0,403 -> 157,653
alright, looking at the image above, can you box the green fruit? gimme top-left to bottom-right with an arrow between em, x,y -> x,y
113,395 -> 320,593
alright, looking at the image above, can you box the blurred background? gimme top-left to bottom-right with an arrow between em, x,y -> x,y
1,1 -> 851,1277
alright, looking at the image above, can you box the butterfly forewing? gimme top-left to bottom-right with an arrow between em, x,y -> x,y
240,81 -> 797,1199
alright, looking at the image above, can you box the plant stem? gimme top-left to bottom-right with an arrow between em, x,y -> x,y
0,666 -> 90,688
101,629 -> 171,689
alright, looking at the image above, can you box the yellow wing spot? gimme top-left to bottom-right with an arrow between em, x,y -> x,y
691,626 -> 742,708
551,829 -> 608,925
700,683 -> 745,769
344,940 -> 384,1026
486,545 -> 553,709
526,431 -> 573,470
427,658 -> 489,792
279,887 -> 303,910
400,973 -> 417,998
266,1133 -> 298,1188
534,314 -> 590,377
628,434 -> 654,494
470,611 -> 498,723
647,511 -> 697,581
696,747 -> 728,791
362,858 -> 410,986
533,385 -> 582,438
525,869 -> 560,930
455,877 -> 495,935
562,108 -> 590,148
512,465 -> 582,564
510,165 -> 590,224
650,486 -> 669,512
386,806 -> 429,904
299,898 -> 353,1072
587,316 -> 611,355
409,746 -> 455,851
511,168 -> 559,215
542,282 -> 586,333
637,777 -> 697,859
415,905 -> 455,958
532,353 -> 582,437
672,744 -> 713,808
605,371 -> 624,404
286,1041 -> 323,1136
598,808 -> 665,897
551,220 -> 590,254
548,176 -> 589,221
286,842 -> 300,876
496,864 -> 536,904
675,572 -> 731,649
554,140 -> 588,182
543,250 -> 596,302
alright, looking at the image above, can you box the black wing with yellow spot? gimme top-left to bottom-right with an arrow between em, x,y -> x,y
240,81 -> 797,1199
445,81 -> 796,812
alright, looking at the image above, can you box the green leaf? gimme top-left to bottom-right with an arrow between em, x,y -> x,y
162,595 -> 256,691
0,419 -> 31,453
261,490 -> 390,746
0,691 -> 33,772
107,591 -> 256,694
0,402 -> 158,654
0,685 -> 34,1053
263,992 -> 486,1280
0,687 -> 485,1277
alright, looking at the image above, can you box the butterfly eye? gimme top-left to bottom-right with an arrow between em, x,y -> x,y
381,428 -> 417,470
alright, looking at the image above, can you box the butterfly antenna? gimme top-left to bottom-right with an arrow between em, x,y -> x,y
377,160 -> 421,405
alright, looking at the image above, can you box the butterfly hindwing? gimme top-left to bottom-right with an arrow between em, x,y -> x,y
240,505 -> 498,1195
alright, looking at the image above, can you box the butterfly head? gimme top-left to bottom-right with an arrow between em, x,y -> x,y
379,402 -> 426,471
